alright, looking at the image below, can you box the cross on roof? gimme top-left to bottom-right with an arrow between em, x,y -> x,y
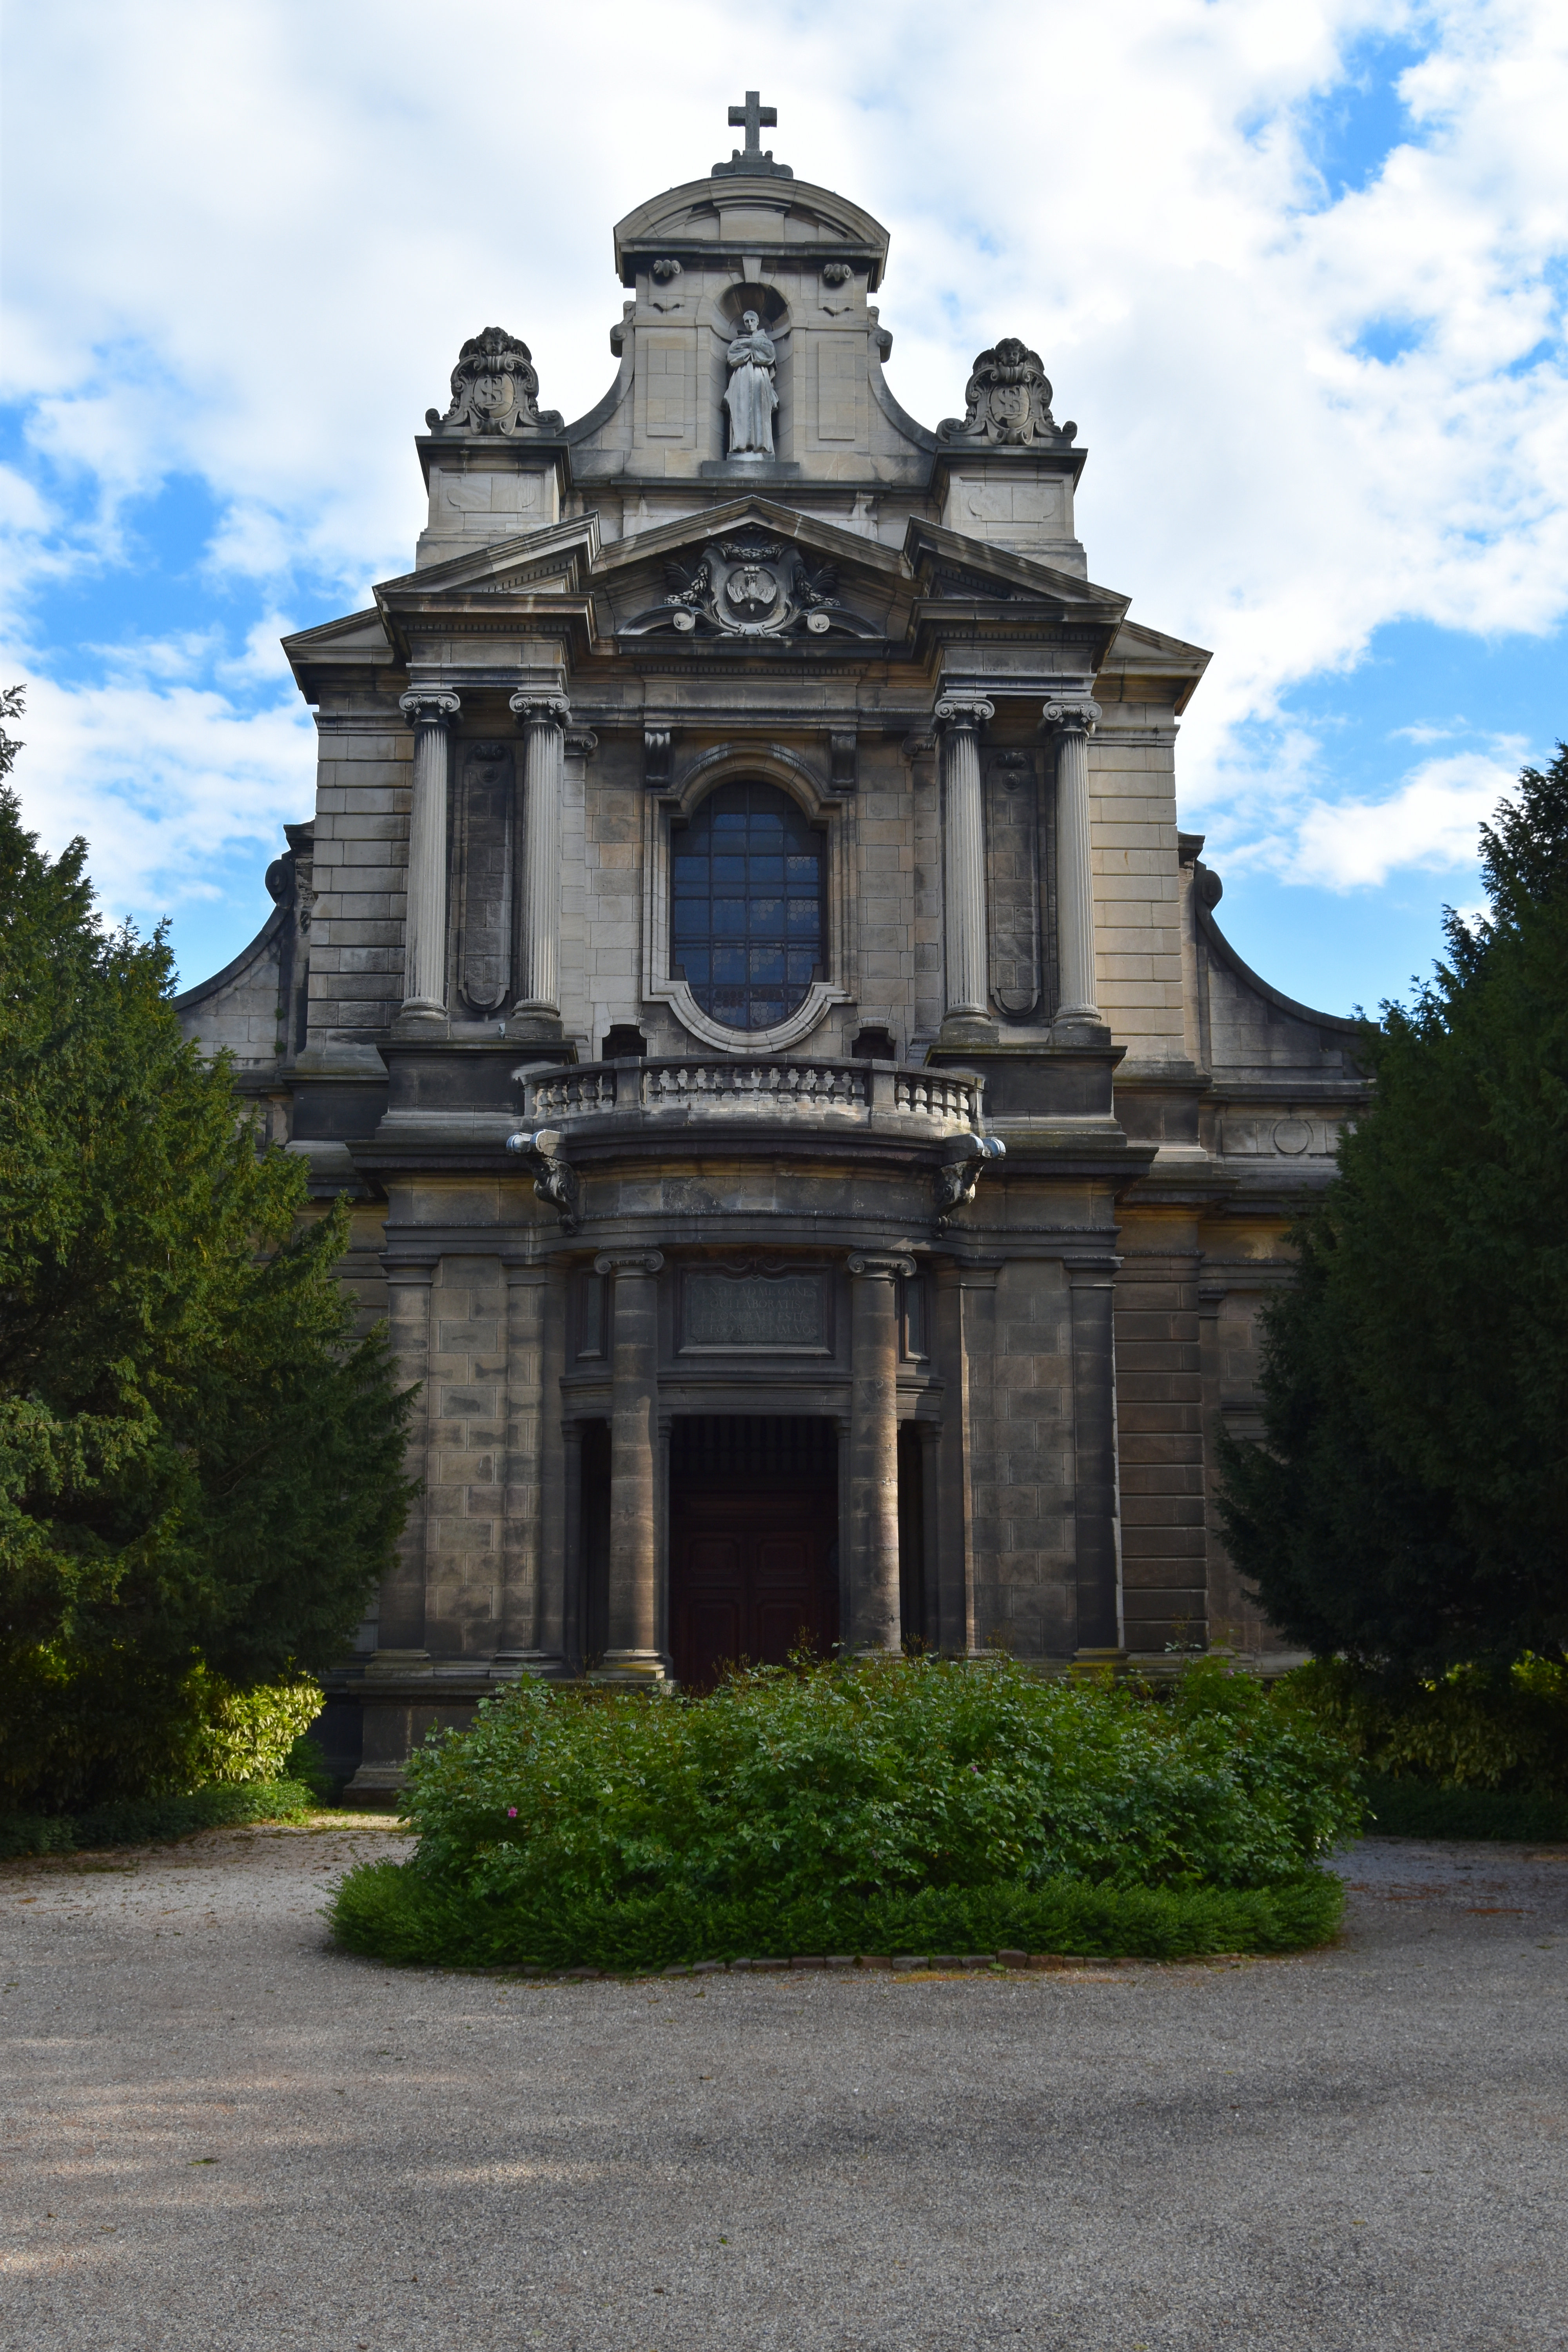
712,88 -> 793,180
728,91 -> 776,156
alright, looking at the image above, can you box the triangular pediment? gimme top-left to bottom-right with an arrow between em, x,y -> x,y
597,497 -> 903,587
598,499 -> 904,647
902,519 -> 1130,623
374,515 -> 601,611
1099,615 -> 1213,714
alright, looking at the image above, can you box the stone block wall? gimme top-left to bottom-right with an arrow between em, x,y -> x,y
307,715 -> 410,1048
1089,717 -> 1187,1065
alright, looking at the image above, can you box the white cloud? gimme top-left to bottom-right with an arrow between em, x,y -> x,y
4,668 -> 315,925
1,0 -> 1565,936
1230,745 -> 1524,887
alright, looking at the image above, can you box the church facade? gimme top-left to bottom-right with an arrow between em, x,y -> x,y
176,104 -> 1365,1791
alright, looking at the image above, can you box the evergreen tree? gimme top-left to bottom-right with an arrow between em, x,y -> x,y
0,691 -> 416,1808
1219,744 -> 1568,1672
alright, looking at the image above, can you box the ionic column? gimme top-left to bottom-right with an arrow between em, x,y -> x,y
596,1249 -> 666,1680
508,691 -> 570,1032
1043,698 -> 1103,1025
847,1252 -> 915,1655
397,690 -> 460,1024
935,696 -> 995,1025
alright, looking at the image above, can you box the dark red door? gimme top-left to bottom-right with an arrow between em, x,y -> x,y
670,1487 -> 838,1689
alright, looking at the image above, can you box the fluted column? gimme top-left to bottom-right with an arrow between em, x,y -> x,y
847,1252 -> 915,1655
936,696 -> 995,1025
508,691 -> 570,1033
596,1249 -> 666,1681
1044,697 -> 1103,1025
397,690 -> 460,1024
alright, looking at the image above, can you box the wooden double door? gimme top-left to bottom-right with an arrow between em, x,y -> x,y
668,1483 -> 840,1690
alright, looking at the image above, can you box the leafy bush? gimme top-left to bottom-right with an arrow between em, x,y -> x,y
1361,1776 -> 1568,1844
328,1857 -> 1345,1973
1287,1655 -> 1568,1794
327,1656 -> 1361,1970
0,1776 -> 315,1860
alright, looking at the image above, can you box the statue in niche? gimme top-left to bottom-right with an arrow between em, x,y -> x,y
724,311 -> 777,457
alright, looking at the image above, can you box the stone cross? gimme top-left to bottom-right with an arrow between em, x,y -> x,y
728,91 -> 776,156
713,90 -> 791,179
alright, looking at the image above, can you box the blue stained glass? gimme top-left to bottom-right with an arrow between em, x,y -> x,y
670,781 -> 825,1031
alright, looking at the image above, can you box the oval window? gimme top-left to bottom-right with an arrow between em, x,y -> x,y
671,782 -> 824,1032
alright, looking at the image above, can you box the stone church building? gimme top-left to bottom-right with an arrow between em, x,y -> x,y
176,102 -> 1365,1791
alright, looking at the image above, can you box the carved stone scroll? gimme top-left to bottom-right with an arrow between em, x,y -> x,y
427,327 -> 564,437
937,339 -> 1074,447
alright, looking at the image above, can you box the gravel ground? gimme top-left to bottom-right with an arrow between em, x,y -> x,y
1,1822 -> 1564,2352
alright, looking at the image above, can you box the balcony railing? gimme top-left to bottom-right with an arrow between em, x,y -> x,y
525,1056 -> 984,1136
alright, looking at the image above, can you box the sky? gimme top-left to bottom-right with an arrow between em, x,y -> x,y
2,0 -> 1565,1016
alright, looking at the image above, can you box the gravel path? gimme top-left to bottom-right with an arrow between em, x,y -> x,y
2,1821 -> 1564,2350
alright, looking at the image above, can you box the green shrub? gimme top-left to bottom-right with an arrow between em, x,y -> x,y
283,1729 -> 336,1802
0,1662 -> 325,1818
328,1856 -> 1345,1972
1286,1655 -> 1568,1794
327,1655 -> 1361,1971
0,1776 -> 315,1860
1361,1775 -> 1568,1844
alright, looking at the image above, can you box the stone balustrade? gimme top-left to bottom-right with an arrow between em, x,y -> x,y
526,1056 -> 984,1135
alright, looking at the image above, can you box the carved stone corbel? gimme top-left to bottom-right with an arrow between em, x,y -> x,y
933,1133 -> 1006,1232
506,1126 -> 579,1234
644,728 -> 673,791
830,729 -> 858,792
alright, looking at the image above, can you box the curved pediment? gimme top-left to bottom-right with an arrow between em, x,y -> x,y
613,175 -> 891,290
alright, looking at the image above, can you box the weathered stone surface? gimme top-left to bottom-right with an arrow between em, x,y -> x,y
169,109 -> 1367,1769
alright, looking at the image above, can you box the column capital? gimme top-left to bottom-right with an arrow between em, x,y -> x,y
933,695 -> 995,731
593,1249 -> 665,1278
397,688 -> 461,727
1041,696 -> 1102,735
509,690 -> 571,728
847,1251 -> 916,1281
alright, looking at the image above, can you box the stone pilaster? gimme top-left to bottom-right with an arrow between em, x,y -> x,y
847,1252 -> 915,1654
509,691 -> 570,1039
1069,1263 -> 1124,1660
596,1249 -> 666,1681
494,1264 -> 552,1675
373,1261 -> 435,1661
1043,697 -> 1103,1029
396,690 -> 460,1028
935,696 -> 995,1041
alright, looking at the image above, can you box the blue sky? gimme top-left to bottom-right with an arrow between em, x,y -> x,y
2,0 -> 1565,1018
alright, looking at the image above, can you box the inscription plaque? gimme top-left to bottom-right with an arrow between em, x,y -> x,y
682,1270 -> 827,1353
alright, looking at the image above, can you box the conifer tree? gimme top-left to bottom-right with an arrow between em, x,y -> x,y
0,691 -> 416,1808
1219,744 -> 1568,1672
